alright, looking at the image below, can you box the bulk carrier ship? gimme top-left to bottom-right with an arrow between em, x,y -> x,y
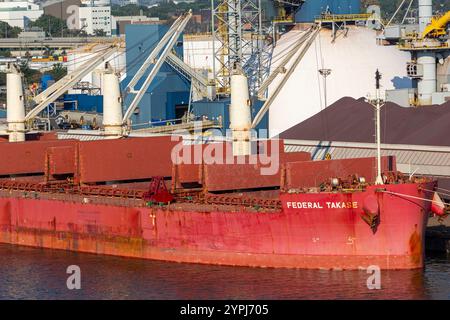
0,65 -> 445,270
0,1 -> 449,270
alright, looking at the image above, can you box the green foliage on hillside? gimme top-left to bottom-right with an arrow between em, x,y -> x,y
112,0 -> 211,20
28,14 -> 85,37
45,63 -> 67,82
362,0 -> 450,21
29,15 -> 67,37
0,21 -> 22,38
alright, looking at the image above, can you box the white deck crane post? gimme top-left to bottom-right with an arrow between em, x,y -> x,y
6,63 -> 26,142
102,62 -> 124,137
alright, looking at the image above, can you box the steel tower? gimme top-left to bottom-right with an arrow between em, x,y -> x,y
211,0 -> 265,96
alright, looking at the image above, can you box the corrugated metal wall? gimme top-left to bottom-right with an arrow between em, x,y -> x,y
295,0 -> 361,23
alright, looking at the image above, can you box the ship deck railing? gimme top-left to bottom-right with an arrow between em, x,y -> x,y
398,41 -> 449,51
132,119 -> 221,134
273,16 -> 295,24
315,13 -> 374,23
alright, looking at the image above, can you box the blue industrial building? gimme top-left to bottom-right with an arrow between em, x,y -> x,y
121,23 -> 268,132
295,0 -> 361,23
190,99 -> 230,129
63,94 -> 103,113
189,98 -> 268,133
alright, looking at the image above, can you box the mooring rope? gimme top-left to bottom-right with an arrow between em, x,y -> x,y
382,190 -> 445,206
421,188 -> 450,198
436,187 -> 450,194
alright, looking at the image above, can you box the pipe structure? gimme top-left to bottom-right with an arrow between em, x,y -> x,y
6,64 -> 26,142
102,67 -> 123,137
418,0 -> 433,34
230,69 -> 252,156
417,51 -> 437,105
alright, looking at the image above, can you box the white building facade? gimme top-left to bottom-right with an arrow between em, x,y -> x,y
111,0 -> 139,6
80,0 -> 112,6
74,6 -> 111,36
0,1 -> 43,29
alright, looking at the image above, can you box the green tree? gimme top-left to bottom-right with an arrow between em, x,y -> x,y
111,4 -> 143,16
29,14 -> 67,37
0,21 -> 22,38
93,29 -> 107,37
0,72 -> 6,86
362,0 -> 450,21
18,60 -> 41,85
45,63 -> 67,82
0,50 -> 12,57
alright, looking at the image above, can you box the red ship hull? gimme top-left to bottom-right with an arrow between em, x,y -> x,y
0,182 -> 434,270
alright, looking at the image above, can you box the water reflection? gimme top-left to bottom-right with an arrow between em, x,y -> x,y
0,244 -> 448,300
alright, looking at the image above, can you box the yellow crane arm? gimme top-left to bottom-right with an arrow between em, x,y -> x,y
422,10 -> 450,38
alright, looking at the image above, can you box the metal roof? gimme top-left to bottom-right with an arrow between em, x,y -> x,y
280,97 -> 450,147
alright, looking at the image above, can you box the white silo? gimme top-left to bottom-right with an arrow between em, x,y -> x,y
418,0 -> 433,34
417,51 -> 437,105
268,26 -> 412,135
416,0 -> 437,106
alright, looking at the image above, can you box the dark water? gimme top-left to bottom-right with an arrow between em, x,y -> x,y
0,244 -> 448,300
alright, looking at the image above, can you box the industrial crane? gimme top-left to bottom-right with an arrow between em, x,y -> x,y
3,45 -> 121,142
422,10 -> 450,38
25,44 -> 121,122
121,10 -> 215,125
4,11 -> 198,141
256,26 -> 317,101
122,11 -> 193,124
251,25 -> 320,128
